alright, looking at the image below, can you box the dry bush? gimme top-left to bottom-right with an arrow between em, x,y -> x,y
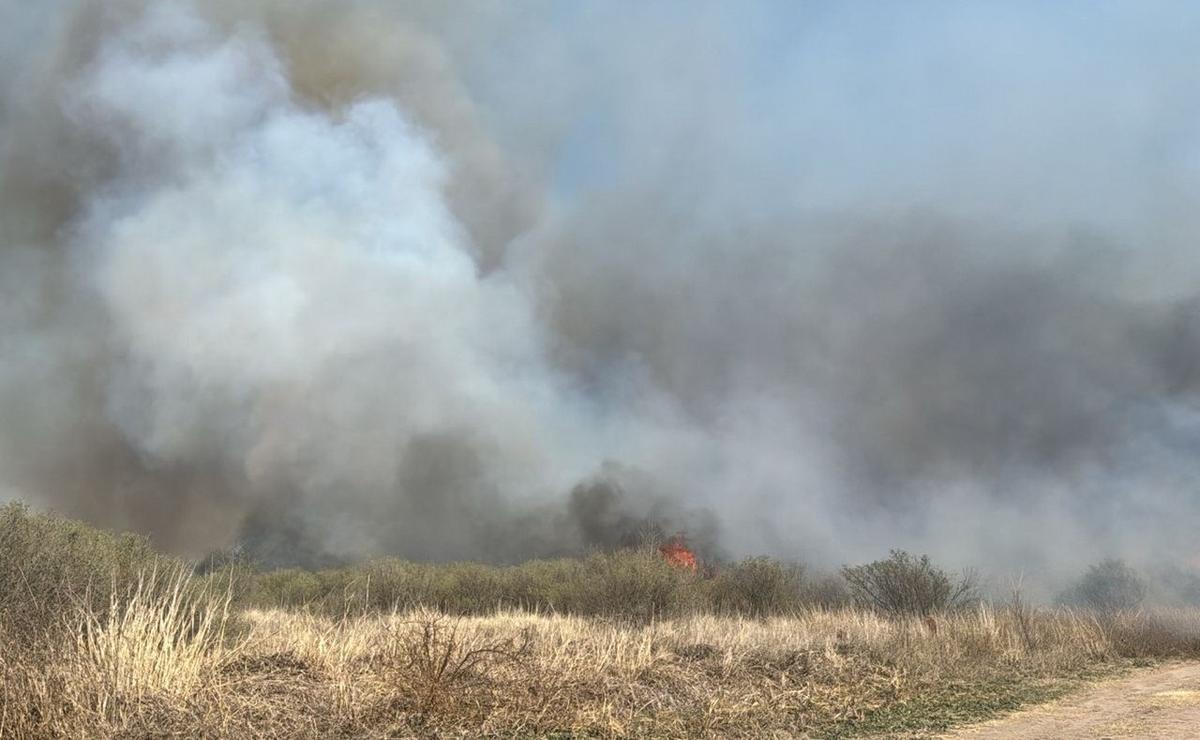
842,550 -> 979,617
390,612 -> 532,715
708,556 -> 807,616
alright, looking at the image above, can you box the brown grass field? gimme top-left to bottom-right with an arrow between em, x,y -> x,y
2,503 -> 1199,738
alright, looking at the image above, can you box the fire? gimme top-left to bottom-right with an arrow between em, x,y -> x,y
659,536 -> 698,572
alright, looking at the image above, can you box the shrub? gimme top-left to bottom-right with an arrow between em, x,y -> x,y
1060,559 -> 1146,613
392,612 -> 533,713
252,568 -> 325,607
802,572 -> 852,608
234,549 -> 706,618
0,503 -> 845,620
194,545 -> 251,576
570,549 -> 702,619
841,550 -> 978,617
0,502 -> 173,635
708,557 -> 806,616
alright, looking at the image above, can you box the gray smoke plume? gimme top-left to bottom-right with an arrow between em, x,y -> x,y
3,1 -> 1200,586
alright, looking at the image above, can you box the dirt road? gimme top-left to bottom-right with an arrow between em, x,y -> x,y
943,662 -> 1200,739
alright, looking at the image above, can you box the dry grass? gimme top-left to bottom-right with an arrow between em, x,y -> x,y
4,507 -> 1199,737
1,568 -> 238,737
6,577 -> 1199,738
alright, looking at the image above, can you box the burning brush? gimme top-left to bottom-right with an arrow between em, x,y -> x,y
658,535 -> 699,572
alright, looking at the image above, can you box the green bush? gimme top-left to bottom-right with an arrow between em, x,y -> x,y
251,568 -> 325,607
0,502 -> 178,634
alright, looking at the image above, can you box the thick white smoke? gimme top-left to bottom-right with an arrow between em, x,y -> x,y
0,3 -> 612,561
76,6 -> 613,560
4,1 -> 1200,591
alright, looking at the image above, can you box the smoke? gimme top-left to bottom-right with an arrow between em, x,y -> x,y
3,1 -> 1200,584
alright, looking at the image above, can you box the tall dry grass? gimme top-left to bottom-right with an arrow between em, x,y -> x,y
4,507 -> 1199,736
0,568 -> 239,738
5,573 -> 1199,738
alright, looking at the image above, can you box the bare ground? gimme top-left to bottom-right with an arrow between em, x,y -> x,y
943,662 -> 1200,740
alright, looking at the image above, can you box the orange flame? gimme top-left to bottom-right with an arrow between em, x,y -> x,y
659,537 -> 698,572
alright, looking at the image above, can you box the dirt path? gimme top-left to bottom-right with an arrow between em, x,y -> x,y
942,662 -> 1200,739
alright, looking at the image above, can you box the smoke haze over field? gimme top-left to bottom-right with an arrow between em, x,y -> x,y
3,1 -> 1200,582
